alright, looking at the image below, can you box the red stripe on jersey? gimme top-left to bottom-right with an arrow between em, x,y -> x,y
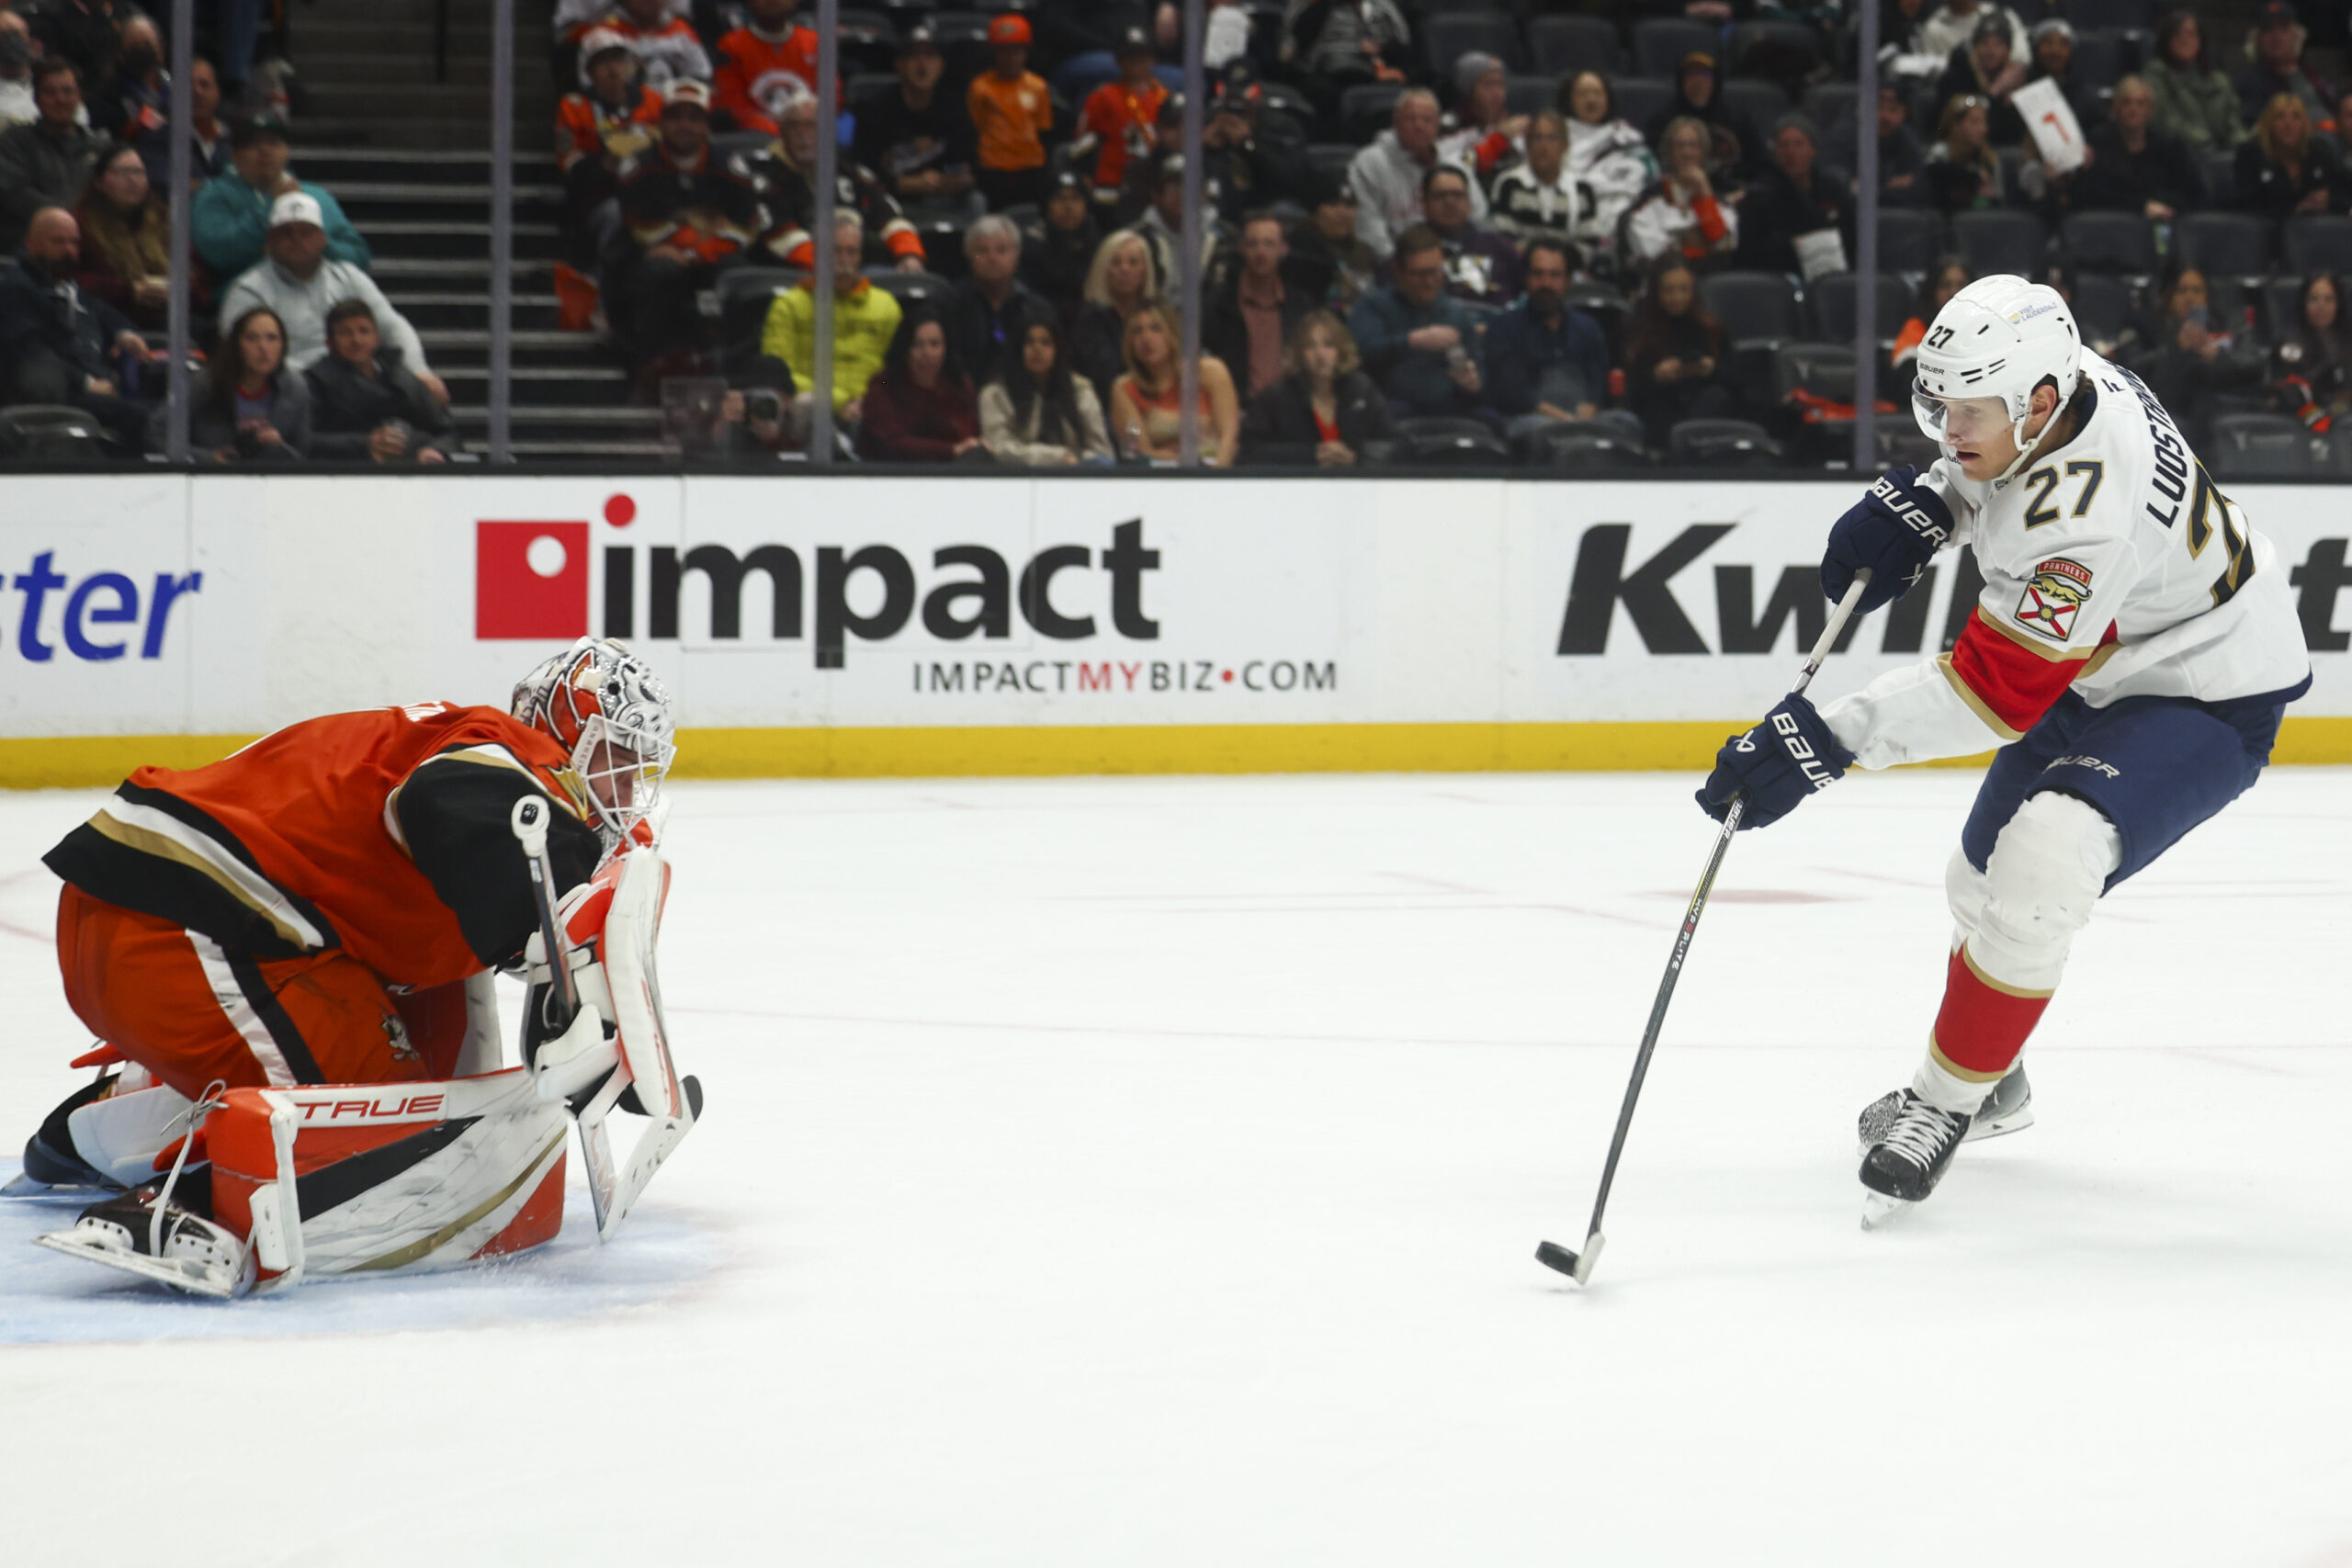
1949,610 -> 2117,736
1930,944 -> 2052,1079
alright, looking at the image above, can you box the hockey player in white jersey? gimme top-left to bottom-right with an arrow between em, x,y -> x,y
1694,275 -> 2312,1223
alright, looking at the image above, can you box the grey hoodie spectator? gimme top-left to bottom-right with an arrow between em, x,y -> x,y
216,194 -> 440,391
1348,88 -> 1482,261
0,62 -> 108,252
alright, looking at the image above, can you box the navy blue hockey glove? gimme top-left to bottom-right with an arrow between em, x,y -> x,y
1822,465 -> 1954,615
1696,694 -> 1857,829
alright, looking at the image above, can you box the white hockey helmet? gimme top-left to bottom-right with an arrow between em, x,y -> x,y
513,637 -> 677,846
1911,274 -> 2081,476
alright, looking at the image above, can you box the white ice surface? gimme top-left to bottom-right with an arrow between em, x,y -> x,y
1,768 -> 2349,1567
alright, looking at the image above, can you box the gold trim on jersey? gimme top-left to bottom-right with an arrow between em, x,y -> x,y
85,805 -> 322,951
381,744 -> 590,856
1936,655 -> 2027,741
1928,1035 -> 2015,1084
1959,942 -> 2055,999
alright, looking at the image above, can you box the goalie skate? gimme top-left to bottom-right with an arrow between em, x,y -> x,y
36,1187 -> 257,1299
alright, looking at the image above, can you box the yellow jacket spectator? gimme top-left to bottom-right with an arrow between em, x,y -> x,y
760,213 -> 902,413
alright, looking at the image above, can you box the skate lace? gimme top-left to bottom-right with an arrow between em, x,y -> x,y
1883,1100 -> 1962,1168
148,1079 -> 227,1258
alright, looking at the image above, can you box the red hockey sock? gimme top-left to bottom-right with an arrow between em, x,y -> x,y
1928,942 -> 2052,1083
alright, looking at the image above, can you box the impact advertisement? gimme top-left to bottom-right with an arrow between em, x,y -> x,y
1,475 -> 2346,780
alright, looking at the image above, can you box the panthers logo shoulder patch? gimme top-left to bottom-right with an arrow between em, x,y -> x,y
2015,558 -> 2092,642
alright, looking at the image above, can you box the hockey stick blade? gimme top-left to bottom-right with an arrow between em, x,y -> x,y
1535,1233 -> 1603,1285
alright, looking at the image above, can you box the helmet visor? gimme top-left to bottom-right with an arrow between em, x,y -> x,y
1911,379 -> 2010,446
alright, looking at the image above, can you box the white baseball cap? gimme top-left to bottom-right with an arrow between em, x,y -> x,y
268,190 -> 324,230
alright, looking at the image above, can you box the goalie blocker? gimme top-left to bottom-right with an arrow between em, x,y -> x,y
36,849 -> 697,1298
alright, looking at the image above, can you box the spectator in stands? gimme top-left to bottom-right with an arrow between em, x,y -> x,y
137,52 -> 229,193
763,211 -> 902,428
28,0 -> 121,90
1280,0 -> 1410,125
1646,54 -> 1758,178
1070,229 -> 1159,405
1109,299 -> 1240,464
968,15 -> 1054,211
1484,236 -> 1626,446
304,298 -> 454,464
979,306 -> 1113,465
2235,2 -> 2334,130
1349,222 -> 1485,422
1350,88 -> 1474,263
594,0 -> 712,92
2145,8 -> 2245,154
1738,115 -> 1852,277
1125,152 -> 1229,297
164,306 -> 308,461
1625,118 -> 1739,273
2122,261 -> 2261,443
1074,25 -> 1167,211
2270,272 -> 2351,427
857,305 -> 988,463
851,26 -> 978,217
2023,20 -> 2103,133
1559,73 -> 1657,280
1,205 -> 154,448
1914,0 -> 2027,65
192,114 -> 371,280
1204,0 -> 1253,72
0,12 -> 39,131
1826,84 -> 1928,209
741,91 -> 927,272
73,141 -> 172,328
1892,255 -> 1971,367
1925,95 -> 2007,213
87,15 -> 161,141
1203,209 -> 1308,399
1624,260 -> 1733,445
1440,53 -> 1527,186
1937,16 -> 2028,147
217,194 -> 443,397
944,213 -> 1041,388
1421,164 -> 1518,308
2235,94 -> 2348,218
555,28 -> 661,323
1201,58 -> 1305,224
1238,310 -> 1392,466
1489,111 -> 1577,251
1020,170 -> 1101,316
711,0 -> 819,136
2073,76 -> 2203,220
1286,176 -> 1376,308
0,62 -> 107,252
616,81 -> 761,373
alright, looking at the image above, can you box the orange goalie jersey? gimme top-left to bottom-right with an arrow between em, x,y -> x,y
42,705 -> 605,1100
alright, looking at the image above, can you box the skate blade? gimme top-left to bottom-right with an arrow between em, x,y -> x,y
1860,1190 -> 1915,1231
33,1229 -> 252,1299
1968,1105 -> 2034,1142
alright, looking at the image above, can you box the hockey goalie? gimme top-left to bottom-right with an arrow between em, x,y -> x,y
11,637 -> 698,1298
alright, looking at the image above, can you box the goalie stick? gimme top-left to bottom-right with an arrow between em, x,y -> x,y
1536,570 -> 1872,1288
510,797 -> 699,1242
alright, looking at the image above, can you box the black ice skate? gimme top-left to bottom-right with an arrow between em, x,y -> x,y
1856,1064 -> 2031,1156
34,1180 -> 254,1298
1859,1091 -> 1972,1229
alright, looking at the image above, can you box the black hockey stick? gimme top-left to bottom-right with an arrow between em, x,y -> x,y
1538,570 -> 1872,1287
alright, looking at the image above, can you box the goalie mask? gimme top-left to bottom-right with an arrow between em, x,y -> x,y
1911,274 -> 2081,482
513,637 -> 676,848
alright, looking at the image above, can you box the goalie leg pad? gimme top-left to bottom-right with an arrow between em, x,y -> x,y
209,1068 -> 571,1287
